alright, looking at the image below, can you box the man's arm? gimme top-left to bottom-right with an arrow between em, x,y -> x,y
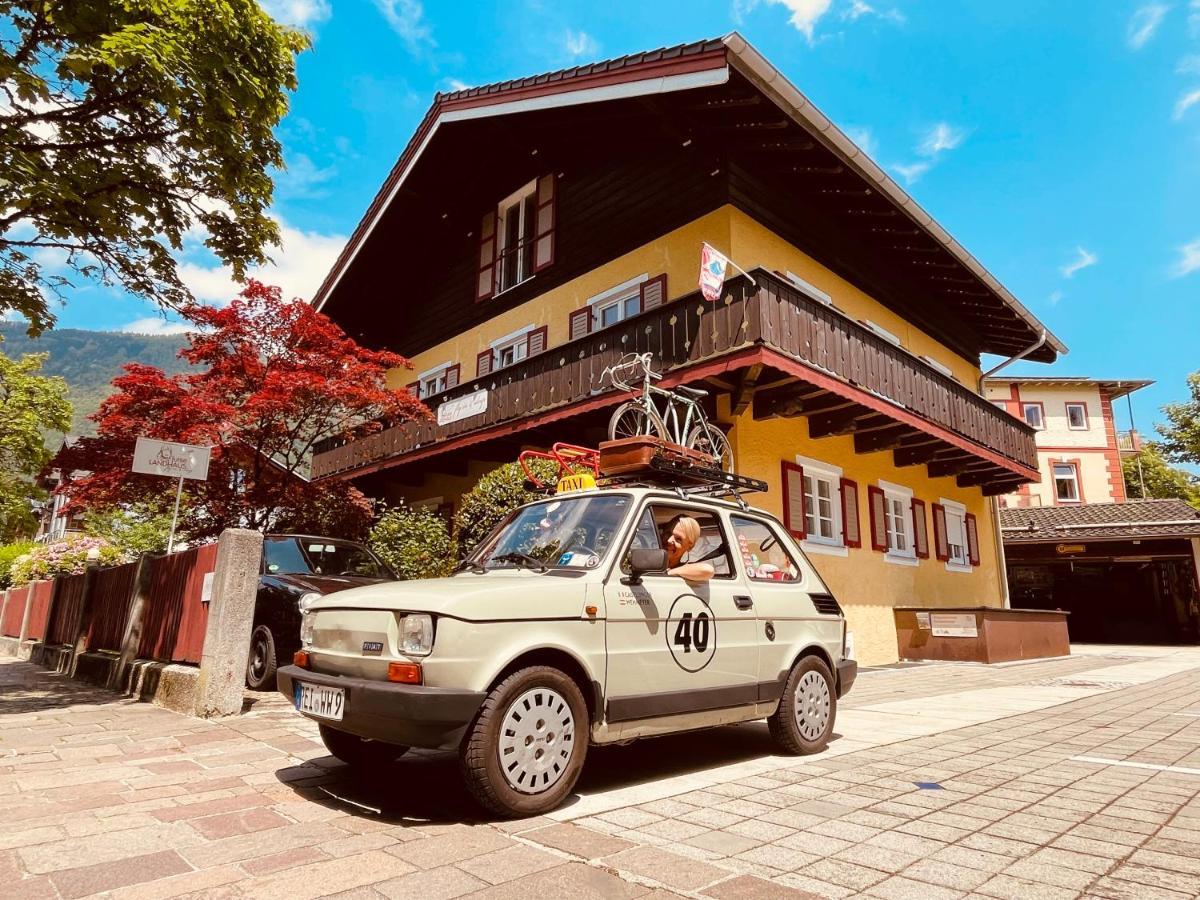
668,562 -> 715,582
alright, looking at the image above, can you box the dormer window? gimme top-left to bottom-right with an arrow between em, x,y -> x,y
477,175 -> 557,301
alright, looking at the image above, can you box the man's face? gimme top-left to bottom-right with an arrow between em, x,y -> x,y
664,522 -> 693,563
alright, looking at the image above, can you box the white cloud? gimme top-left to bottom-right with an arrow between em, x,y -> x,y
121,317 -> 192,336
1171,237 -> 1200,277
843,0 -> 904,23
736,0 -> 834,43
443,78 -> 472,92
843,126 -> 877,158
891,161 -> 931,184
918,122 -> 965,157
1127,4 -> 1168,49
373,0 -> 435,54
564,29 -> 598,59
274,152 -> 337,200
259,0 -> 331,31
1174,88 -> 1200,120
178,219 -> 347,306
1060,246 -> 1099,278
1049,290 -> 1064,306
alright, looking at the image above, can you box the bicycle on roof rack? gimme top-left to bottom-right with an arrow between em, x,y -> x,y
600,352 -> 734,471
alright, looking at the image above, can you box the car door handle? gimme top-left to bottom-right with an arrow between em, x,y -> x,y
734,595 -> 754,610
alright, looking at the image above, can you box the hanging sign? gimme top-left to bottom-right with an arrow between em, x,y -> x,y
437,389 -> 488,426
131,437 -> 211,481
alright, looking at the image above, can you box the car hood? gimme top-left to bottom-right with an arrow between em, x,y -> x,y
307,570 -> 589,620
267,573 -> 388,595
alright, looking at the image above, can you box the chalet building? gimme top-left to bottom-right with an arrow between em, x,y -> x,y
982,376 -> 1152,507
985,377 -> 1200,644
309,34 -> 1069,665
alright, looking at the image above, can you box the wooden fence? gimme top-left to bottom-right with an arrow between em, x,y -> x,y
137,543 -> 219,664
87,563 -> 139,653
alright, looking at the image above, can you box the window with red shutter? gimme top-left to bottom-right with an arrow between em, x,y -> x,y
406,381 -> 419,398
965,513 -> 980,566
840,478 -> 861,548
912,498 -> 929,559
639,273 -> 667,311
476,349 -> 493,378
781,461 -> 806,539
532,174 -> 555,272
444,364 -> 460,390
476,211 -> 497,301
867,485 -> 888,551
931,503 -> 950,561
525,325 -> 548,357
568,307 -> 591,341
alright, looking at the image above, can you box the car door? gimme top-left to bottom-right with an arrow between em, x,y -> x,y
602,502 -> 759,723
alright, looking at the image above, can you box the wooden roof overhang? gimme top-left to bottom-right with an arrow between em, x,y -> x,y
315,34 -> 1064,367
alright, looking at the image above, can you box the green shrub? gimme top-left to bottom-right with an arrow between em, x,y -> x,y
0,541 -> 34,588
369,505 -> 456,580
453,459 -> 558,559
8,536 -> 127,585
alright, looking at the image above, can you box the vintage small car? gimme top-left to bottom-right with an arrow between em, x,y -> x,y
277,486 -> 855,816
246,534 -> 393,690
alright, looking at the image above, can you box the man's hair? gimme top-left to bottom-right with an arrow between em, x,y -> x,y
664,515 -> 701,547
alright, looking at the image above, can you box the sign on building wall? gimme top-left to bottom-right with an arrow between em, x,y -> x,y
131,437 -> 211,481
930,613 -> 979,638
437,389 -> 488,426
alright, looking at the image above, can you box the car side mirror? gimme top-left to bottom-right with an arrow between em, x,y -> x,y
625,548 -> 668,584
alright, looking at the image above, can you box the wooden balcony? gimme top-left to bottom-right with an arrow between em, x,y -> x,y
312,270 -> 1038,494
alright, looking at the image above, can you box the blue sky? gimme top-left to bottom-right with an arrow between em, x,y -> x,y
46,0 -> 1200,441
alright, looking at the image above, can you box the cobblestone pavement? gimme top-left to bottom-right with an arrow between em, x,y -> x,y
2,646 -> 1199,899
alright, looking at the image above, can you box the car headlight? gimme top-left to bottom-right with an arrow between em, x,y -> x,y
298,592 -> 322,613
399,613 -> 433,657
300,611 -> 314,648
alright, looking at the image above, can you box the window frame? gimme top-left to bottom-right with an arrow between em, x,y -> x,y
729,513 -> 804,585
1022,401 -> 1046,430
1052,461 -> 1081,504
861,319 -> 902,347
939,497 -> 972,572
619,502 -> 736,580
496,179 -> 537,294
490,325 -> 534,372
784,271 -> 834,306
879,480 -> 918,566
795,454 -> 846,557
1065,402 -> 1089,431
416,361 -> 453,399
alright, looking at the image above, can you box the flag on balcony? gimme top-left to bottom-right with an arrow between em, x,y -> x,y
699,242 -> 729,302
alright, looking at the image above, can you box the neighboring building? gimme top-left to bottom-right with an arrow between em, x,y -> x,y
34,438 -> 85,543
1002,501 -> 1200,644
983,377 -> 1152,508
308,35 -> 1067,665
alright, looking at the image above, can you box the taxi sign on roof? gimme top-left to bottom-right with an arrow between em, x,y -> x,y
556,472 -> 597,494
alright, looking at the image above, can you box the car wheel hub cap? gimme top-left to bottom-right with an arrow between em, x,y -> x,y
498,687 -> 575,794
794,670 -> 830,741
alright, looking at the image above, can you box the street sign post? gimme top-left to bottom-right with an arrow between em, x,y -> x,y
131,437 -> 211,554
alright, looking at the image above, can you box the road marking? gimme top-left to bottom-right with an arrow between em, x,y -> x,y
1071,755 -> 1200,776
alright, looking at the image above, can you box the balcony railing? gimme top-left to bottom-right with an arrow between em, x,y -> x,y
1117,430 -> 1143,454
313,270 -> 1037,479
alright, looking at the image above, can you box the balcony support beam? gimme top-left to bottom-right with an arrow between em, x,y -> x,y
808,405 -> 871,439
928,454 -> 975,478
731,363 -> 764,416
855,424 -> 910,454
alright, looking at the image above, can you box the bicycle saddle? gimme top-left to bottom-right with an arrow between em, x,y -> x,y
675,385 -> 708,399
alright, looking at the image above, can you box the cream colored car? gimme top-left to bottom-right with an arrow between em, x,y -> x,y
278,487 -> 856,817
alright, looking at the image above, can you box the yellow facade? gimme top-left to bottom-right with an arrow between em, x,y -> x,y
387,205 -> 1008,666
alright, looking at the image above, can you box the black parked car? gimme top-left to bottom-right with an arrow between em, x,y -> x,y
247,534 -> 394,690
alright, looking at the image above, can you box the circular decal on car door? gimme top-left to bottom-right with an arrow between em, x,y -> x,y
666,593 -> 717,673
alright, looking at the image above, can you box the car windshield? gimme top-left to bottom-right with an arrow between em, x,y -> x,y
473,494 -> 632,571
265,537 -> 390,578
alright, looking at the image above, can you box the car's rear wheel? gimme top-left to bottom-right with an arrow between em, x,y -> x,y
318,723 -> 408,767
246,625 -> 279,690
460,666 -> 588,818
768,654 -> 836,755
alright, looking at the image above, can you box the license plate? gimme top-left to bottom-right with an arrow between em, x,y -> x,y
294,682 -> 345,721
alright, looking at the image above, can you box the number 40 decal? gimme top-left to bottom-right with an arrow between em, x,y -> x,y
666,594 -> 718,673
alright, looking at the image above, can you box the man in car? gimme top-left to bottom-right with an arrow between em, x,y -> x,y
662,515 -> 715,582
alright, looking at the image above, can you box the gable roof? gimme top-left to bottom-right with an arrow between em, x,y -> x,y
1000,499 -> 1200,542
313,33 -> 1065,362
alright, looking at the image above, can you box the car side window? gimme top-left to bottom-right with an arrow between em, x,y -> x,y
730,516 -> 802,583
621,504 -> 733,578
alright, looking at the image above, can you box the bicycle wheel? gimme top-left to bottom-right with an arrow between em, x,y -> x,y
687,423 -> 734,471
608,402 -> 667,442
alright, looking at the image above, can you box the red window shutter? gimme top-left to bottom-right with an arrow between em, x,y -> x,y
477,211 -> 497,301
444,364 -> 460,390
867,485 -> 888,552
932,503 -> 950,561
476,349 -> 493,378
406,381 -> 420,398
912,498 -> 929,559
568,307 -> 591,341
639,273 -> 667,312
532,174 -> 555,272
965,512 -> 981,566
781,461 -> 806,539
840,478 -> 861,548
526,325 -> 548,356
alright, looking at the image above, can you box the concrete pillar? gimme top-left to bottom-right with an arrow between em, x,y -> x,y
111,554 -> 156,690
0,588 -> 9,641
193,529 -> 263,718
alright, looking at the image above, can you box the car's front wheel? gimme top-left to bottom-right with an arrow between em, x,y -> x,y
460,666 -> 588,818
767,654 -> 836,755
318,723 -> 408,767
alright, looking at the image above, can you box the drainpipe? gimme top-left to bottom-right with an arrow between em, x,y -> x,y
978,330 -> 1048,609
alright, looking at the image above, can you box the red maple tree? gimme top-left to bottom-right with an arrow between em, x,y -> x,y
56,281 -> 428,540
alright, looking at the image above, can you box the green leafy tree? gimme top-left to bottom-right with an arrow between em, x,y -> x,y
453,460 -> 558,559
1124,442 -> 1200,510
369,505 -> 455,580
0,350 -> 71,539
0,1 -> 307,332
1157,372 -> 1200,468
0,540 -> 34,587
82,500 -> 175,556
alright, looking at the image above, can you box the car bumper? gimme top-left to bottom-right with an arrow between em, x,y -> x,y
836,659 -> 857,698
277,665 -> 486,751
